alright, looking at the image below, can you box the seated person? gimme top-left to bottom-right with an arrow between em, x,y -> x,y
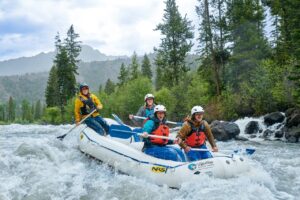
176,106 -> 218,161
141,105 -> 185,162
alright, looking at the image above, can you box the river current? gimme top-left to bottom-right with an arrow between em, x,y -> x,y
0,118 -> 299,200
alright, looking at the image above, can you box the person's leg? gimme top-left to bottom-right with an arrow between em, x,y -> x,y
94,116 -> 110,133
199,145 -> 213,159
85,117 -> 105,135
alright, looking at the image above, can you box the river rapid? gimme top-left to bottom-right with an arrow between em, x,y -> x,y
0,120 -> 299,200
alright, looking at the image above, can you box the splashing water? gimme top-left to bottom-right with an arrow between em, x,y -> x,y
0,124 -> 299,200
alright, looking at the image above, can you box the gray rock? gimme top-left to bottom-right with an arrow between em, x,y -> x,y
285,126 -> 300,143
286,112 -> 300,128
275,130 -> 284,138
245,121 -> 259,134
210,120 -> 240,141
263,129 -> 273,138
234,135 -> 249,141
250,135 -> 257,138
264,112 -> 285,126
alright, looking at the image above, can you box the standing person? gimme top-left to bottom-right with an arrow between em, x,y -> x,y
141,105 -> 184,161
74,83 -> 109,135
176,106 -> 218,161
129,93 -> 156,125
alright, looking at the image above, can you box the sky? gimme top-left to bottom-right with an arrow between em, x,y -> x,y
0,0 -> 200,61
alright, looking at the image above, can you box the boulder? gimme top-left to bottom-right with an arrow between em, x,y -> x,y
234,135 -> 249,141
263,129 -> 273,138
274,130 -> 284,138
264,112 -> 285,126
286,111 -> 300,128
245,121 -> 260,134
285,126 -> 300,143
210,120 -> 240,141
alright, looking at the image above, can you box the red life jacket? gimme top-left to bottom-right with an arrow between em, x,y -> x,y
150,124 -> 170,145
185,122 -> 206,147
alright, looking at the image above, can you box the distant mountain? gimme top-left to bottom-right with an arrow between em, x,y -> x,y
0,45 -> 127,76
0,54 -> 199,103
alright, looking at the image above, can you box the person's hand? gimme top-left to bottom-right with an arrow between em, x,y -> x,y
184,146 -> 191,153
97,105 -> 103,110
141,132 -> 149,138
129,114 -> 134,120
212,146 -> 218,152
76,122 -> 80,126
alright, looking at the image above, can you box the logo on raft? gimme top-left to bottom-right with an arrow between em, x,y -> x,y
80,134 -> 84,140
151,166 -> 167,173
188,160 -> 214,171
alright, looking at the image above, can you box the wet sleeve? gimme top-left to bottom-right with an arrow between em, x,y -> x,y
143,120 -> 154,134
93,94 -> 103,109
74,98 -> 81,122
176,123 -> 191,149
204,121 -> 217,148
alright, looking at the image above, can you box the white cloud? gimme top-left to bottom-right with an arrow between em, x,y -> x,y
0,0 -> 199,60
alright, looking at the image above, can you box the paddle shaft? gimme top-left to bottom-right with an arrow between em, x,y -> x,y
110,129 -> 175,140
57,109 -> 97,140
133,115 -> 182,126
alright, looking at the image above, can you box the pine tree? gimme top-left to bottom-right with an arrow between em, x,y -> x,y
226,0 -> 270,91
154,0 -> 194,88
55,46 -> 74,121
45,66 -> 59,107
0,104 -> 5,121
64,25 -> 81,74
129,52 -> 140,80
21,100 -> 31,121
34,100 -> 42,120
7,96 -> 15,122
104,79 -> 116,95
141,54 -> 152,79
196,0 -> 229,96
118,63 -> 129,86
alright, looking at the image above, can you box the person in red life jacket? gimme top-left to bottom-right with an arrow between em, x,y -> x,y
74,83 -> 109,135
140,105 -> 184,161
128,93 -> 156,126
176,106 -> 218,161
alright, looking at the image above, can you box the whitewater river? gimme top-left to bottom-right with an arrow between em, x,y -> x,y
0,122 -> 299,200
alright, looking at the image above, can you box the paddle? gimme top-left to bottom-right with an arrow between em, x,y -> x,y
57,109 -> 97,140
132,115 -> 183,126
190,148 -> 256,155
109,125 -> 174,140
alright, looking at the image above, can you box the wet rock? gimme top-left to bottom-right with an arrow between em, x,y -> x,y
286,110 -> 300,128
234,135 -> 249,141
285,126 -> 300,143
263,129 -> 273,138
264,112 -> 285,126
245,121 -> 259,134
210,120 -> 240,141
249,135 -> 257,138
275,130 -> 284,138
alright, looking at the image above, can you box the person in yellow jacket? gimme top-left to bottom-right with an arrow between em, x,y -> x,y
75,83 -> 109,135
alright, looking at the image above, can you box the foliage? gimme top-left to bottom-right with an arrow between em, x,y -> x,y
154,0 -> 194,88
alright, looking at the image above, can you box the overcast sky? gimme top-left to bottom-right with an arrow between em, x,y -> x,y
0,0 -> 200,61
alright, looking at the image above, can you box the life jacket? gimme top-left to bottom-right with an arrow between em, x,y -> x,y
149,117 -> 169,145
79,95 -> 96,115
185,121 -> 206,147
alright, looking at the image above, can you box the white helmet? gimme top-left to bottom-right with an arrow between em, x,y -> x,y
191,106 -> 204,115
154,105 -> 166,113
144,93 -> 155,101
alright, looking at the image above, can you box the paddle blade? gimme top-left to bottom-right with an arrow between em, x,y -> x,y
245,148 -> 256,155
56,134 -> 67,140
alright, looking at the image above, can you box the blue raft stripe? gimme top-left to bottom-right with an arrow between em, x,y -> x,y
82,131 -> 186,169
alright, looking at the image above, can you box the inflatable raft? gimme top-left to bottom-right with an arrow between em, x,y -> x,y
78,119 -> 251,188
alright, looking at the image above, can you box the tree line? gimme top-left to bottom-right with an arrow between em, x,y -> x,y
1,0 -> 299,125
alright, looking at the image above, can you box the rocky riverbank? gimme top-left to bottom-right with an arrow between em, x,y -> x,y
210,108 -> 300,143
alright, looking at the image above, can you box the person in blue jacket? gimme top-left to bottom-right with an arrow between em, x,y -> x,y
140,105 -> 185,162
